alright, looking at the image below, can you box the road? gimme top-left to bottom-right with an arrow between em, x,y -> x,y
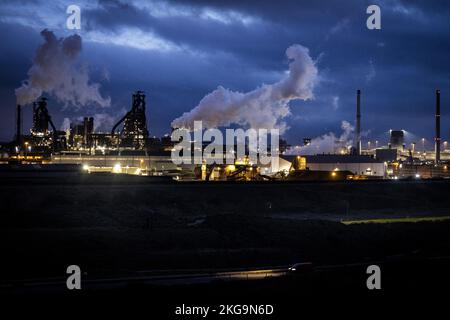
3,254 -> 450,295
0,266 -> 288,294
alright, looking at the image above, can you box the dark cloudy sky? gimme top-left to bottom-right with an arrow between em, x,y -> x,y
1,0 -> 449,148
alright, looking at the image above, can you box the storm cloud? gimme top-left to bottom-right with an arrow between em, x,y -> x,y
0,0 -> 449,145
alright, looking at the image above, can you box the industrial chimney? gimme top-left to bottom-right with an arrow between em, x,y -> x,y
435,89 -> 441,164
355,89 -> 361,155
15,104 -> 22,145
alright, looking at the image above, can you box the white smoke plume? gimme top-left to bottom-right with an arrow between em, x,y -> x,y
60,117 -> 71,131
171,44 -> 318,134
15,29 -> 110,108
92,113 -> 117,132
66,113 -> 117,132
286,121 -> 354,155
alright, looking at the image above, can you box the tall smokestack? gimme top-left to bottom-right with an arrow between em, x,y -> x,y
16,104 -> 22,145
435,89 -> 441,164
356,89 -> 361,155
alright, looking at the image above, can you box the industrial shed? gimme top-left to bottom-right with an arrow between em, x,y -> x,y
282,154 -> 386,177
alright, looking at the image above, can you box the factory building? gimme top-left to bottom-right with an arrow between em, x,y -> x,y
388,130 -> 405,150
26,97 -> 67,152
300,154 -> 385,177
111,90 -> 149,149
68,117 -> 94,150
393,163 -> 449,179
2,87 -> 447,181
51,151 -> 177,175
375,148 -> 398,162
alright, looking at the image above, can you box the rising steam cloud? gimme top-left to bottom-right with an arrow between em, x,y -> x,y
60,113 -> 118,132
92,113 -> 118,131
171,44 -> 318,133
286,121 -> 354,155
15,29 -> 110,108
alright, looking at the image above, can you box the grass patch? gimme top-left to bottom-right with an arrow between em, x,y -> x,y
341,215 -> 450,225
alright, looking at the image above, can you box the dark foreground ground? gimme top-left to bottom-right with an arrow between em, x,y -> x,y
4,256 -> 450,318
1,172 -> 450,315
